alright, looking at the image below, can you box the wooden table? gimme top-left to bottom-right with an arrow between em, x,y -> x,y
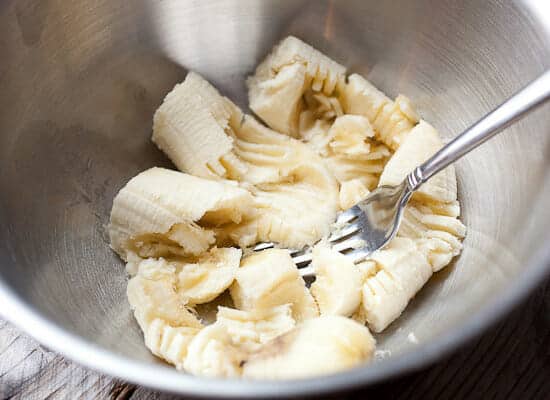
1,278 -> 548,400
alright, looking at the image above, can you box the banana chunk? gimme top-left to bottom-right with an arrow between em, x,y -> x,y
152,72 -> 236,178
144,318 -> 200,370
153,72 -> 338,248
242,316 -> 375,379
360,238 -> 432,332
310,244 -> 362,316
127,247 -> 241,368
177,247 -> 241,305
342,74 -> 419,149
126,263 -> 202,332
216,304 -> 295,351
183,323 -> 246,378
379,120 -> 457,203
379,120 -> 465,272
230,249 -> 319,322
248,36 -> 346,137
109,167 -> 254,260
399,202 -> 466,272
130,247 -> 241,306
153,72 -> 297,184
153,71 -> 307,185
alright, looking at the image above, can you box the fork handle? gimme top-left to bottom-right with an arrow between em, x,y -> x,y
407,70 -> 550,190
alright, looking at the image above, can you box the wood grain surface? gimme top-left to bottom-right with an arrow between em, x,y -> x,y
1,278 -> 548,400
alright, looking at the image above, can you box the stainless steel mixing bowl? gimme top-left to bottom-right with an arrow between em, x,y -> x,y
1,0 -> 549,397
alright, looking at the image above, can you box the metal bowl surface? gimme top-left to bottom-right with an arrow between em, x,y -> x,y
0,0 -> 549,397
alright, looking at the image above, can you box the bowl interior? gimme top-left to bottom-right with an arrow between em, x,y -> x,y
1,0 -> 549,396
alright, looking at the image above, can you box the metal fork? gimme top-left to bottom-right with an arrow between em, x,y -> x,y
255,70 -> 550,277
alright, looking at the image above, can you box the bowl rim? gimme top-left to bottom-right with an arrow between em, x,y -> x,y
1,229 -> 548,398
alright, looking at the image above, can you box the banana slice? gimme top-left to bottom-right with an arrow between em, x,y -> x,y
109,167 -> 255,260
126,263 -> 202,332
378,119 -> 465,271
177,247 -> 241,305
153,71 -> 301,184
130,247 -> 241,306
310,245 -> 362,316
126,248 -> 239,364
248,62 -> 307,138
248,36 -> 346,137
378,119 -> 465,273
242,316 -> 375,379
152,72 -> 236,178
183,323 -> 245,378
152,72 -> 339,248
341,74 -> 419,149
398,202 -> 466,272
216,304 -> 295,351
144,318 -> 200,370
379,120 -> 457,203
230,249 -> 319,322
360,237 -> 432,332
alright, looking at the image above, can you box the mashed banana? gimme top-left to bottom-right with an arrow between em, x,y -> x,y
109,36 -> 465,379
